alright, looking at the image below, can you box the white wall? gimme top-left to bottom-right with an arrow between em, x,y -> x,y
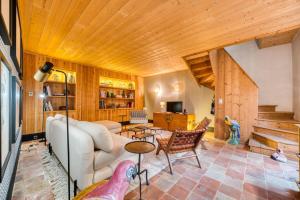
292,32 -> 300,120
225,41 -> 293,112
144,70 -> 215,125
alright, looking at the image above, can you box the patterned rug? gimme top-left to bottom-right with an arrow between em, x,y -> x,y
40,132 -> 174,200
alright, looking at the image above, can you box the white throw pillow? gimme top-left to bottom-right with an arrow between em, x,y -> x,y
77,122 -> 113,153
55,114 -> 78,126
54,114 -> 65,120
62,117 -> 78,126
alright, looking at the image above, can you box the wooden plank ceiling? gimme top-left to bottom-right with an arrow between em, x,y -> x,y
18,0 -> 300,76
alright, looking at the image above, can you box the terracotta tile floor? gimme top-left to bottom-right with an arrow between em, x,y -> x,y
12,136 -> 299,200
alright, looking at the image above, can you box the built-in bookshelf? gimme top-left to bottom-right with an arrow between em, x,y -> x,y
43,70 -> 76,111
99,76 -> 135,109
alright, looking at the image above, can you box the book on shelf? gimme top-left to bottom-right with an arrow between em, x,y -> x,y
43,101 -> 54,111
48,101 -> 53,111
46,85 -> 52,96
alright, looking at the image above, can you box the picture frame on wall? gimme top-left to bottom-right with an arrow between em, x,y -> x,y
0,0 -> 12,45
11,76 -> 22,144
0,52 -> 12,182
10,0 -> 23,79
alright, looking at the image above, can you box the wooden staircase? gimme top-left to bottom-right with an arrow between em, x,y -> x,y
183,52 -> 215,90
249,105 -> 300,160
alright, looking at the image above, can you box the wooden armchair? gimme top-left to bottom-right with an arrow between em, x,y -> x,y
194,117 -> 212,150
156,128 -> 206,174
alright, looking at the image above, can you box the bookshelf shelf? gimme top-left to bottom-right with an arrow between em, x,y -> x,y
45,81 -> 76,85
43,70 -> 77,111
46,96 -> 76,98
99,76 -> 135,110
99,85 -> 135,91
44,110 -> 76,113
99,97 -> 134,100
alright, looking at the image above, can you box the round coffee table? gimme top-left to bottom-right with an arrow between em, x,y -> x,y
125,141 -> 156,200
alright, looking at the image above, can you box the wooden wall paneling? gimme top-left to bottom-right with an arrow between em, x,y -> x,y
81,66 -> 97,121
214,49 -> 225,140
214,49 -> 258,143
23,53 -> 36,134
22,52 -> 144,134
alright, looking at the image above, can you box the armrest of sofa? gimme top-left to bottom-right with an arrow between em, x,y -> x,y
45,116 -> 56,143
50,120 -> 95,190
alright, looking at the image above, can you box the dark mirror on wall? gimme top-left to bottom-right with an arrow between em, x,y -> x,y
0,54 -> 12,182
11,76 -> 22,144
0,0 -> 12,45
10,0 -> 23,79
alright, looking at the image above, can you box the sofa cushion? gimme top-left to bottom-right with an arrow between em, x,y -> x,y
108,127 -> 122,134
94,133 -> 133,170
94,120 -> 121,131
76,121 -> 113,152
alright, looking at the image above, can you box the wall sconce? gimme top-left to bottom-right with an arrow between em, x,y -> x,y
160,101 -> 166,112
154,86 -> 162,96
39,93 -> 46,99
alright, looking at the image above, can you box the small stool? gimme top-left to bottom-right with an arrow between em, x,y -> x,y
150,127 -> 162,134
132,132 -> 155,143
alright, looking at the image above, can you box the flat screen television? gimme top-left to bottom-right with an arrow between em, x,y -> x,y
166,101 -> 183,113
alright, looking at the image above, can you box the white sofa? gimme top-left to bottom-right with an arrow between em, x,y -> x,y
46,115 -> 139,190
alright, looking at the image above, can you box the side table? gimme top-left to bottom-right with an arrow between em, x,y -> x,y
124,141 -> 156,200
119,114 -> 127,132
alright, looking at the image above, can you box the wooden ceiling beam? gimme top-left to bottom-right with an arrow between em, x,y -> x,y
256,28 -> 299,49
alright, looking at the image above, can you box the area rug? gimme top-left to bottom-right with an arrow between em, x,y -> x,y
40,132 -> 173,200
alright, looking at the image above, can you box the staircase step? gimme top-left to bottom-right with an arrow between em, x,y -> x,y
258,105 -> 277,112
252,132 -> 298,155
258,111 -> 294,120
249,138 -> 275,153
184,52 -> 208,61
187,56 -> 210,65
253,125 -> 298,141
256,118 -> 300,132
249,138 -> 297,160
190,61 -> 211,71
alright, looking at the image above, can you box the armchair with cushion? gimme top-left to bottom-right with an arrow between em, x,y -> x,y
156,117 -> 211,174
194,117 -> 212,150
156,128 -> 206,174
130,110 -> 148,124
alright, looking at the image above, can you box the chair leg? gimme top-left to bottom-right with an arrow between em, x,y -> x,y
156,145 -> 161,155
164,151 -> 173,175
193,149 -> 201,169
200,140 -> 208,150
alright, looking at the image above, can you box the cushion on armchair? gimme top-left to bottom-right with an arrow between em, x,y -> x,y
130,110 -> 148,124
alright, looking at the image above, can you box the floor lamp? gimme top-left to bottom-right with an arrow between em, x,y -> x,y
39,93 -> 46,145
34,62 -> 71,200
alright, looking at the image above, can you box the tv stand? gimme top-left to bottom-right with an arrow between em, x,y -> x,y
153,112 -> 195,131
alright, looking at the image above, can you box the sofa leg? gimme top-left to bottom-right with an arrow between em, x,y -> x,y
164,152 -> 173,175
48,143 -> 53,155
193,149 -> 201,168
